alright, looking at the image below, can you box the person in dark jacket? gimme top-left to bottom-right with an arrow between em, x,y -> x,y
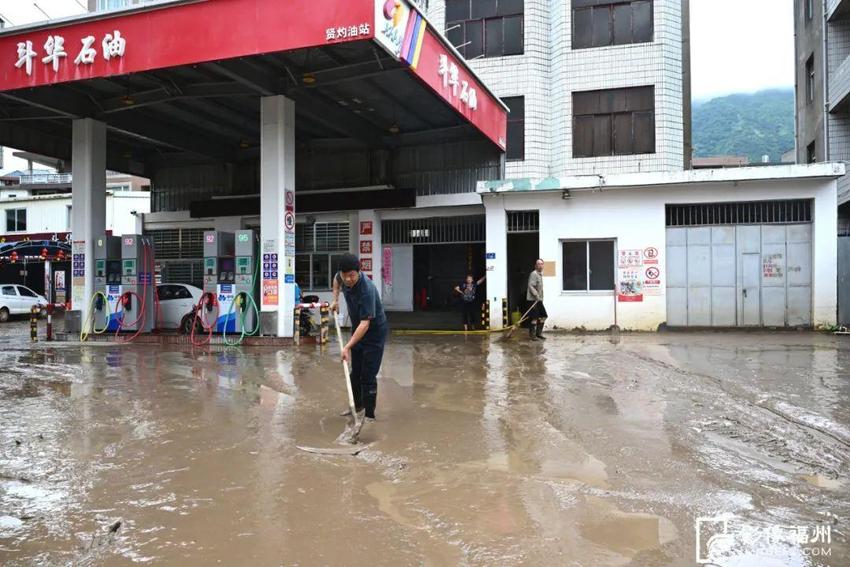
329,254 -> 388,420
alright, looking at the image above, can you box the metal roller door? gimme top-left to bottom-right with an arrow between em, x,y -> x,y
666,201 -> 813,327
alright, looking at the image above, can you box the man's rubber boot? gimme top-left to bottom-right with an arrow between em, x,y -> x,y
536,321 -> 546,340
529,323 -> 537,341
363,393 -> 377,420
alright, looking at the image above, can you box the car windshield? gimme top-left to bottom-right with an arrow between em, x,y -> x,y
17,287 -> 37,298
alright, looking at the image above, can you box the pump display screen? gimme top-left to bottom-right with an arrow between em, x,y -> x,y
219,258 -> 235,283
205,258 -> 216,275
123,259 -> 136,275
237,257 -> 250,274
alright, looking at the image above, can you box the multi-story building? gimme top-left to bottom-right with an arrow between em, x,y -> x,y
795,0 -> 850,323
424,0 -> 692,178
794,0 -> 850,214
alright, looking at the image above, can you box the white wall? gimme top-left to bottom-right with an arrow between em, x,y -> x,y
484,176 -> 838,330
0,192 -> 149,236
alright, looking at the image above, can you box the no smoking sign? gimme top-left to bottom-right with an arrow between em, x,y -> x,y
284,211 -> 295,232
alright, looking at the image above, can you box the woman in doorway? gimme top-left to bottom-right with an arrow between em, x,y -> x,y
454,274 -> 486,331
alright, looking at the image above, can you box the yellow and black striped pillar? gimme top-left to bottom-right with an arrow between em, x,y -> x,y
502,298 -> 508,328
293,306 -> 301,346
319,303 -> 330,345
480,300 -> 490,330
30,305 -> 38,342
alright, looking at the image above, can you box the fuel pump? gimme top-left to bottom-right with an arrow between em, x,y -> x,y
81,235 -> 121,340
223,230 -> 261,345
202,231 -> 236,333
118,234 -> 155,334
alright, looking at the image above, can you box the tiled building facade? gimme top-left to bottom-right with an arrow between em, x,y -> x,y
795,0 -> 850,211
424,0 -> 691,179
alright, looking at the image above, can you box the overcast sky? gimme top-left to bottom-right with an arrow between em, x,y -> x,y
690,0 -> 795,101
0,0 -> 796,173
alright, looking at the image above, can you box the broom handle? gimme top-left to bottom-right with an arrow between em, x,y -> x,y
516,300 -> 539,326
334,314 -> 358,416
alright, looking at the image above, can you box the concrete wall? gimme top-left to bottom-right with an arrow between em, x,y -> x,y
0,192 -> 149,236
483,177 -> 839,330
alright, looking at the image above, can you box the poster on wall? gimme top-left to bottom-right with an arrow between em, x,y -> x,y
361,240 -> 373,254
361,258 -> 373,272
618,268 -> 644,302
619,249 -> 642,268
55,270 -> 66,305
360,221 -> 373,235
71,240 -> 86,310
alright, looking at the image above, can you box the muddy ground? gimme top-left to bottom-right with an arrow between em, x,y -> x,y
0,319 -> 847,566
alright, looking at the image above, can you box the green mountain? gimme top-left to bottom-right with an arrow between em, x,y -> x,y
692,89 -> 795,163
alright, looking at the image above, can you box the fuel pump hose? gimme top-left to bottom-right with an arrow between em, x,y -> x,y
80,291 -> 111,342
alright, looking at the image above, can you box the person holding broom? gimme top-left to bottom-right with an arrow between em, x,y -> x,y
329,253 -> 387,420
527,259 -> 547,341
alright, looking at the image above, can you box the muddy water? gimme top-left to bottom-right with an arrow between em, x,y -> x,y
0,323 -> 848,565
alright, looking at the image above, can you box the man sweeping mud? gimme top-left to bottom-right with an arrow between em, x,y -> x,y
330,253 -> 388,420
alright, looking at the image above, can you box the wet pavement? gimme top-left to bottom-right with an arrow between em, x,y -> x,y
0,319 -> 848,566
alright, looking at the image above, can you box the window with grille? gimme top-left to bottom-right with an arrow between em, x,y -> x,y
382,215 -> 485,244
145,228 -> 213,259
572,0 -> 653,50
295,222 -> 350,290
445,0 -> 524,59
665,200 -> 813,227
573,86 -> 655,157
507,210 -> 538,233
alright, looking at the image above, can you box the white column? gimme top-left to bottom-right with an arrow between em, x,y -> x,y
357,209 -> 382,295
70,118 -> 106,329
260,96 -> 296,337
484,195 -> 507,329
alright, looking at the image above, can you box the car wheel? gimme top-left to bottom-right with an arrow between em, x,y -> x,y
179,313 -> 201,335
0,307 -> 9,323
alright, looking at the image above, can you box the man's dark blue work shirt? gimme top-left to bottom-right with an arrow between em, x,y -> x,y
341,272 -> 387,346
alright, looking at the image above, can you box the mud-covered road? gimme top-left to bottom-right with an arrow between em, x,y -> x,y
0,320 -> 847,565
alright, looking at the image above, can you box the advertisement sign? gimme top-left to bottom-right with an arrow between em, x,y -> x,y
71,240 -> 85,310
263,280 -> 279,306
374,0 -> 413,59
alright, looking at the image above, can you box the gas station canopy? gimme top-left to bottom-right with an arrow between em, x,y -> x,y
0,0 -> 507,177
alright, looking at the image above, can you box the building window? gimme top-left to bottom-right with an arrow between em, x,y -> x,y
572,0 -> 653,50
806,54 -> 815,104
562,240 -> 615,291
97,0 -> 130,10
573,86 -> 655,157
5,208 -> 26,232
445,0 -> 524,59
807,141 -> 817,163
806,0 -> 814,22
503,96 -> 525,161
295,222 -> 350,290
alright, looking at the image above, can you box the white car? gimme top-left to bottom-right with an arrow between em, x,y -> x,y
156,283 -> 203,332
0,284 -> 48,322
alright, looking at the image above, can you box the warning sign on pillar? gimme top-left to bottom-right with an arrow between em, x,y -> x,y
262,241 -> 280,306
71,240 -> 86,310
285,190 -> 295,212
284,211 -> 295,233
